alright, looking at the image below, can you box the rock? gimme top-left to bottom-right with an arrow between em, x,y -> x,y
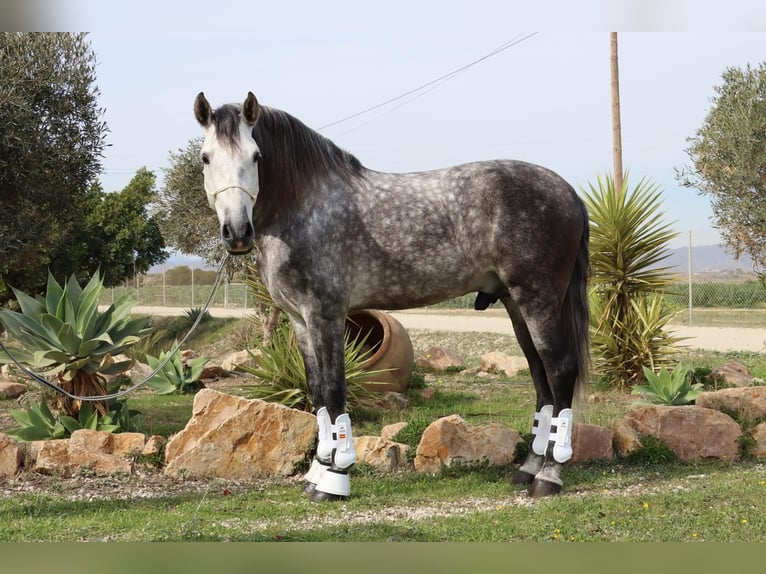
479,352 -> 529,377
125,360 -> 153,382
32,439 -> 74,476
415,347 -> 465,371
29,430 -> 149,477
0,382 -> 27,400
708,358 -> 754,388
752,422 -> 766,458
612,418 -> 642,457
622,404 -> 741,461
361,391 -> 408,411
221,349 -> 260,372
67,430 -> 139,476
0,433 -> 22,478
572,423 -> 614,462
414,414 -> 522,474
696,387 -> 766,421
417,387 -> 436,400
142,435 -> 166,457
164,389 -> 316,479
354,436 -> 410,472
200,365 -> 227,380
380,422 -> 408,442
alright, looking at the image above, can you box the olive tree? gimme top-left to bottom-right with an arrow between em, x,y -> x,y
0,33 -> 107,305
678,62 -> 766,278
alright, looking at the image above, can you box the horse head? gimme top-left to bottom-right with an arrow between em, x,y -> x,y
194,91 -> 261,254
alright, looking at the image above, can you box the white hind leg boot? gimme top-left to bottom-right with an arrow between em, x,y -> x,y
514,405 -> 553,483
304,407 -> 333,493
551,408 -> 573,463
312,413 -> 358,501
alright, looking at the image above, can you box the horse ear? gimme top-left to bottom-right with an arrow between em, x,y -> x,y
194,92 -> 212,127
243,92 -> 260,126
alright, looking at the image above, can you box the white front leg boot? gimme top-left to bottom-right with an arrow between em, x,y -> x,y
311,413 -> 358,502
304,407 -> 333,494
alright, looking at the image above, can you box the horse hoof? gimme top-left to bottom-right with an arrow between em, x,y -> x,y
512,469 -> 536,486
309,489 -> 348,503
303,482 -> 317,495
528,478 -> 562,498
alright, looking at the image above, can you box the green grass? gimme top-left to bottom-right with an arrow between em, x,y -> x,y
1,461 -> 764,541
2,321 -> 766,542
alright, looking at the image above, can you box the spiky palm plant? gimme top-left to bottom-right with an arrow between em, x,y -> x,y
582,173 -> 682,389
0,271 -> 151,417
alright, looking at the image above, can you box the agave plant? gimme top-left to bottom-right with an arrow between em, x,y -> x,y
145,344 -> 209,394
582,173 -> 683,389
0,271 -> 151,416
632,365 -> 704,406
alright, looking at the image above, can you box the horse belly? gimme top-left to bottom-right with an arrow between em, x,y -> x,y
348,256 -> 497,311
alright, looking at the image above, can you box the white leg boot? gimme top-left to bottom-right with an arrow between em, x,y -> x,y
304,407 -> 333,494
311,413 -> 358,502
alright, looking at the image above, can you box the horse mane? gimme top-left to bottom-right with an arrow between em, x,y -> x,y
211,103 -> 364,222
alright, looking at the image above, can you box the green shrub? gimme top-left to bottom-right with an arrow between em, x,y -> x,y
238,321 -> 386,412
582,174 -> 681,388
144,344 -> 209,394
631,365 -> 704,406
0,270 -> 151,417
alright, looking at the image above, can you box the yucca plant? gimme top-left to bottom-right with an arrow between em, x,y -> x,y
238,320 -> 383,412
582,173 -> 682,389
0,271 -> 151,417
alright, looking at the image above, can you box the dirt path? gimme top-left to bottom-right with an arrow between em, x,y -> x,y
130,306 -> 766,353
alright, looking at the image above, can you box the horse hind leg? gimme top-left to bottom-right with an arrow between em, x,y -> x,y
500,295 -> 553,487
501,292 -> 578,498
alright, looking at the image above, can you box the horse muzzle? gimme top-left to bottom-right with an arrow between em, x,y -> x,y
221,220 -> 254,254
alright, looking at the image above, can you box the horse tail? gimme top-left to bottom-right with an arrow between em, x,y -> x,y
563,199 -> 590,410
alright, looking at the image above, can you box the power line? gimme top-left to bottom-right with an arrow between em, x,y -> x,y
318,32 -> 538,132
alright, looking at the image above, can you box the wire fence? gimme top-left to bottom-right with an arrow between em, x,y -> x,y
105,229 -> 765,327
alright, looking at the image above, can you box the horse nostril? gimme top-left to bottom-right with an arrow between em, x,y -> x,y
221,223 -> 233,242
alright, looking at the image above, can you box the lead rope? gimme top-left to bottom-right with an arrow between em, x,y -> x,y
0,254 -> 230,402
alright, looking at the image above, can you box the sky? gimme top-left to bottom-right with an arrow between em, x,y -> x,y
52,0 -> 766,249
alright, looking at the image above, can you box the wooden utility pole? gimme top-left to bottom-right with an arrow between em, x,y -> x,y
610,32 -> 623,193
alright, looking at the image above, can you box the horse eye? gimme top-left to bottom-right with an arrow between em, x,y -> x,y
253,151 -> 262,163
201,153 -> 210,165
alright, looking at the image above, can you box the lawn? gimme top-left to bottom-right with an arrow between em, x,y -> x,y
1,320 -> 765,542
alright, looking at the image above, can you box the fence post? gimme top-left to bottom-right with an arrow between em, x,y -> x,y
688,230 -> 693,325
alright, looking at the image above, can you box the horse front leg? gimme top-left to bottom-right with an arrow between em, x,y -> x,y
294,313 -> 358,503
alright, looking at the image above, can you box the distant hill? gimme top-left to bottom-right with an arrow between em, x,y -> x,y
663,244 -> 755,274
148,252 -> 215,273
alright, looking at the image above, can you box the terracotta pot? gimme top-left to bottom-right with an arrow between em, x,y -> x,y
345,309 -> 414,394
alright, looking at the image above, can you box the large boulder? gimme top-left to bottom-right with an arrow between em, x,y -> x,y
696,387 -> 766,421
708,358 -> 755,388
621,404 -> 741,461
414,414 -> 522,473
164,389 -> 316,479
30,430 -> 148,476
572,423 -> 614,462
